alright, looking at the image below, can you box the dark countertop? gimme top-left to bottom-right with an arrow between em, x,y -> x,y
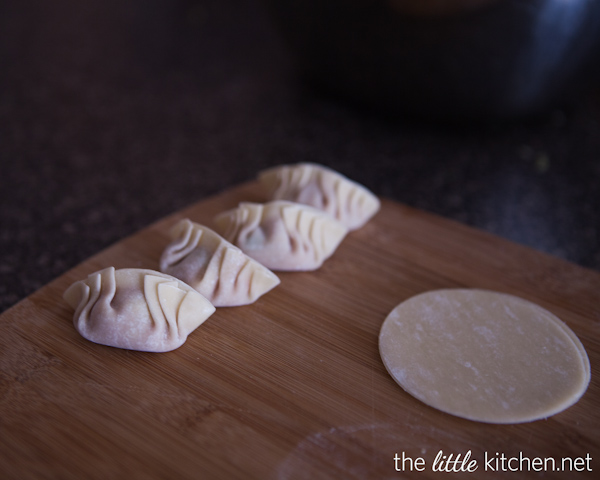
1,0 -> 599,313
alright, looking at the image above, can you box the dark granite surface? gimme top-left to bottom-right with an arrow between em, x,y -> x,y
1,0 -> 599,313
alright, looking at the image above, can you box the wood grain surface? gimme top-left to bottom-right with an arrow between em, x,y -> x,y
1,182 -> 598,479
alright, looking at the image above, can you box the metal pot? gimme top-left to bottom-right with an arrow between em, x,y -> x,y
264,0 -> 600,120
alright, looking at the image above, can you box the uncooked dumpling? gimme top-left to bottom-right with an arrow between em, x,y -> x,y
63,267 -> 216,352
379,289 -> 590,424
258,163 -> 380,230
214,200 -> 348,271
159,219 -> 280,307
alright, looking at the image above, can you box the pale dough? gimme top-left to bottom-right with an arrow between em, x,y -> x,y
379,289 -> 590,424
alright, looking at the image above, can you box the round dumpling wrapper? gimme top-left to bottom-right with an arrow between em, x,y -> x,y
379,289 -> 590,424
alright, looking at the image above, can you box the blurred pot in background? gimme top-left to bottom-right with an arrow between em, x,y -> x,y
263,0 -> 600,121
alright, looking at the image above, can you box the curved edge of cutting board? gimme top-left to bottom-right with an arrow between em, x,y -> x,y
5,180 -> 599,320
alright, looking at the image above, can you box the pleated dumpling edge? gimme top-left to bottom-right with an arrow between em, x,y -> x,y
258,162 -> 380,230
214,200 -> 348,271
63,267 -> 215,352
159,218 -> 280,307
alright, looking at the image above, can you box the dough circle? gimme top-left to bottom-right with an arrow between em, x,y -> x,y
379,289 -> 590,424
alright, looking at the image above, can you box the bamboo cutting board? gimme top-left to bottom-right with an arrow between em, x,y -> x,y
1,182 -> 598,479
